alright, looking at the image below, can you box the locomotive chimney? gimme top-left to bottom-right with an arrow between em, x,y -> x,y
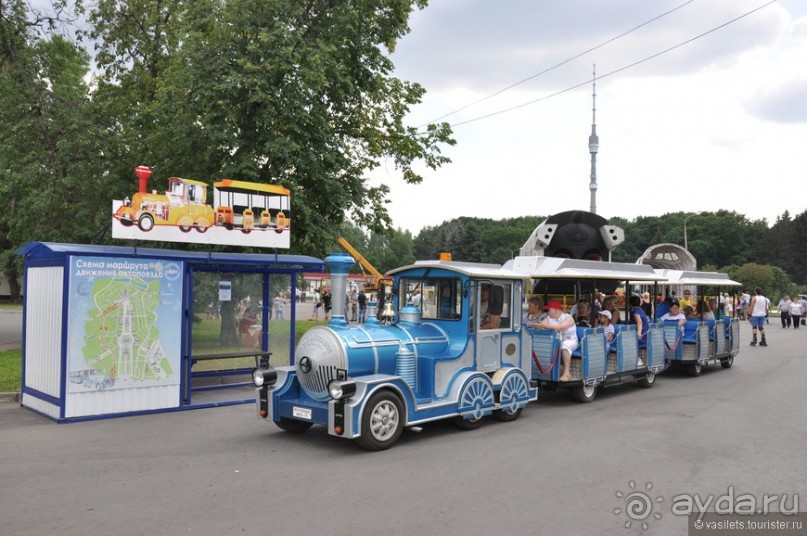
135,166 -> 152,194
324,252 -> 355,327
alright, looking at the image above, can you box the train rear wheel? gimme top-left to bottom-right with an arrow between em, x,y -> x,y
178,225 -> 192,233
356,391 -> 404,451
275,418 -> 313,433
721,355 -> 734,369
686,361 -> 703,377
637,371 -> 656,388
137,214 -> 154,232
493,407 -> 523,422
453,415 -> 483,429
572,383 -> 597,403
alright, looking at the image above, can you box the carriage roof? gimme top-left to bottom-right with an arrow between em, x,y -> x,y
387,260 -> 525,280
504,256 -> 665,282
214,179 -> 290,196
654,269 -> 741,287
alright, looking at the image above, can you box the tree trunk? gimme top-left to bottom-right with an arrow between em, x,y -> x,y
219,301 -> 237,347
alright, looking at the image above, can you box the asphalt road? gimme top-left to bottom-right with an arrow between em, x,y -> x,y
0,306 -> 22,351
1,322 -> 806,536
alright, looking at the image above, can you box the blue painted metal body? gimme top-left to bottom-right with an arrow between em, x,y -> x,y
258,260 -> 538,445
532,323 -> 663,388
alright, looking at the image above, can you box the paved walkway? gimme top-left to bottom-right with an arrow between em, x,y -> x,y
0,307 -> 22,352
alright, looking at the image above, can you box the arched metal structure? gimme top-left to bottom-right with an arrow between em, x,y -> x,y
636,243 -> 697,271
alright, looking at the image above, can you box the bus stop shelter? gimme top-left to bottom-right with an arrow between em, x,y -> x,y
16,242 -> 323,422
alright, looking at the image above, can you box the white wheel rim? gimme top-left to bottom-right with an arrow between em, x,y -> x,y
369,401 -> 399,442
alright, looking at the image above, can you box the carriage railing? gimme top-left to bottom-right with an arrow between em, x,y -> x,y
529,329 -> 561,382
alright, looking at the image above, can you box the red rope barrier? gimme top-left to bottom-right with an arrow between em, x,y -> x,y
531,343 -> 560,375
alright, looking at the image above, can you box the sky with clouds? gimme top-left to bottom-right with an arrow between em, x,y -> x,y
371,0 -> 807,235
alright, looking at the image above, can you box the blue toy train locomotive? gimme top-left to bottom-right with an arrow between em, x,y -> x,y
253,253 -> 538,450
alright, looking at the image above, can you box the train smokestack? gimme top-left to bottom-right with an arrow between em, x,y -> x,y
324,253 -> 355,327
135,166 -> 152,194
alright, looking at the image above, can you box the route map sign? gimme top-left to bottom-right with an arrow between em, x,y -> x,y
66,256 -> 183,407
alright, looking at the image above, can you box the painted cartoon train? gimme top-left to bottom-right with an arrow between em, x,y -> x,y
252,246 -> 741,450
114,166 -> 290,233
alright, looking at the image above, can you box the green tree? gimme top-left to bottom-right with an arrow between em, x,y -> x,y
790,212 -> 807,285
88,0 -> 454,256
1,1 -> 107,301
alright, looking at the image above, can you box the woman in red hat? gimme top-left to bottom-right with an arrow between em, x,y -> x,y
537,300 -> 579,381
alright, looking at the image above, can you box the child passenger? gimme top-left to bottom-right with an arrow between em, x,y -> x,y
599,310 -> 615,347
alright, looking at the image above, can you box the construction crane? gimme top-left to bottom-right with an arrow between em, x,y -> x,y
337,237 -> 392,316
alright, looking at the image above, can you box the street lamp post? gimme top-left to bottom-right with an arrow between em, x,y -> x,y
683,213 -> 701,251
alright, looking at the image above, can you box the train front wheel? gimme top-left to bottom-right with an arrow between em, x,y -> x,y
721,355 -> 734,369
356,391 -> 404,451
686,361 -> 703,377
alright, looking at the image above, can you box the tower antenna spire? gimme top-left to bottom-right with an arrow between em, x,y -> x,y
588,65 -> 599,214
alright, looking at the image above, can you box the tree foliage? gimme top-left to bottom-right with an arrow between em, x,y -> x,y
1,0 -> 454,301
1,0 -> 110,300
413,211 -> 807,300
88,0 -> 454,255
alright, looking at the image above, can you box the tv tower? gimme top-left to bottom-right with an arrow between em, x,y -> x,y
588,65 -> 599,214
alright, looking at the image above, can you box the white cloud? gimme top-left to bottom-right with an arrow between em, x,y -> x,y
373,0 -> 807,234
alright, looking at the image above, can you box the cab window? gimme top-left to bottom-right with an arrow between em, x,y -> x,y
476,282 -> 513,331
399,278 -> 461,320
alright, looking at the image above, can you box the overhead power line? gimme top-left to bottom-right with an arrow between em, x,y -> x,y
424,0 -> 777,131
420,0 -> 697,127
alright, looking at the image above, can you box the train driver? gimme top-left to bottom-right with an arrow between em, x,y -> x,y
479,284 -> 503,329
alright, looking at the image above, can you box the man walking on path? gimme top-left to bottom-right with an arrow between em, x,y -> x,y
749,287 -> 769,347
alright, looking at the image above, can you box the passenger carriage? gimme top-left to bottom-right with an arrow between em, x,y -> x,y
653,270 -> 741,376
504,256 -> 670,403
251,253 -> 538,450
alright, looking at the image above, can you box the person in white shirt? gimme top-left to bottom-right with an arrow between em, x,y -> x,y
748,287 -> 769,347
598,310 -> 615,346
659,300 -> 687,330
789,299 -> 803,330
537,300 -> 578,382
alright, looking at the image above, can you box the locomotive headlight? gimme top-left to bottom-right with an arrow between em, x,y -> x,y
328,380 -> 356,400
252,368 -> 277,387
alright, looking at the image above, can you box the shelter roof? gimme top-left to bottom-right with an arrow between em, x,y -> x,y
17,242 -> 324,272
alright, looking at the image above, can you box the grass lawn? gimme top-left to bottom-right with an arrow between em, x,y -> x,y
191,317 -> 324,371
0,349 -> 22,392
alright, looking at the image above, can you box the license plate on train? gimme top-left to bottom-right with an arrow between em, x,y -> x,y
293,407 -> 312,420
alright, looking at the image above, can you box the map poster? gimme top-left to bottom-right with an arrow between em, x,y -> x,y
66,256 -> 184,395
